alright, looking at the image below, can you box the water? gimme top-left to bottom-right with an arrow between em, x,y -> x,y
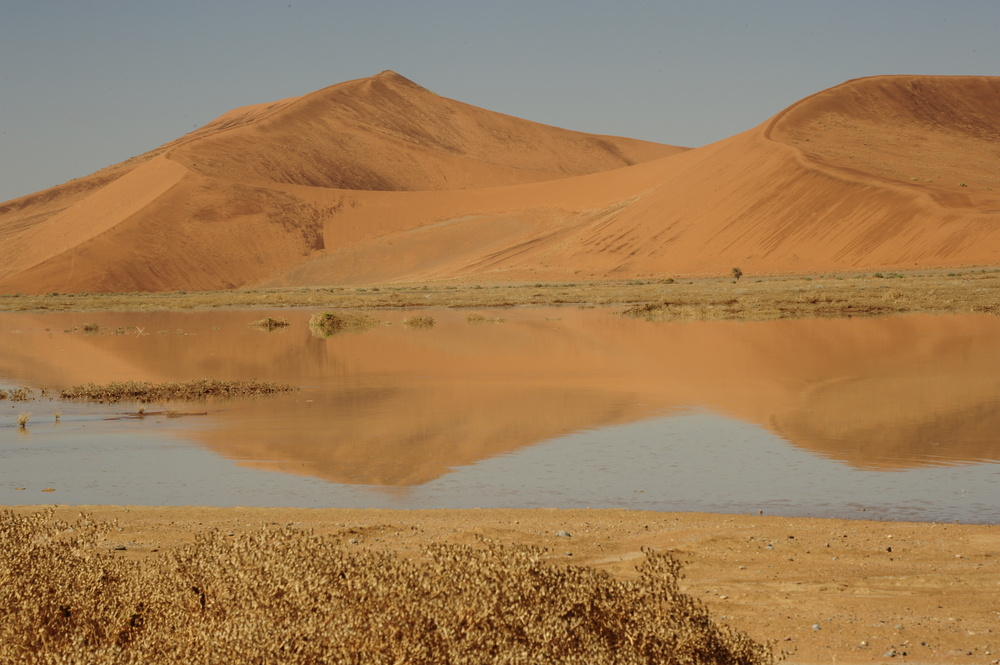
1,307 -> 998,522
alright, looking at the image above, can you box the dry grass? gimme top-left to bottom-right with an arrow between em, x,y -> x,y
0,387 -> 33,402
59,379 -> 297,404
0,509 -> 773,664
3,269 -> 1000,322
402,315 -> 435,329
249,316 -> 290,331
308,311 -> 381,337
466,313 -> 506,324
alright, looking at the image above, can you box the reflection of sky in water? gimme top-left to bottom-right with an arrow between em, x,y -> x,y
3,410 -> 996,524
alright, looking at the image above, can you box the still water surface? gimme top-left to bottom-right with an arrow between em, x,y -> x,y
1,307 -> 998,522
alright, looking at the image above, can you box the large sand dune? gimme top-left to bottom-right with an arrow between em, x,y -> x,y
1,73 -> 998,293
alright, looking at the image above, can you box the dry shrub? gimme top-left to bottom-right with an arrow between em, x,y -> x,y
59,379 -> 297,404
622,302 -> 670,318
0,510 -> 774,664
82,322 -> 101,333
250,316 -> 290,331
466,313 -> 505,324
17,411 -> 31,428
1,386 -> 34,402
308,311 -> 381,336
402,315 -> 435,329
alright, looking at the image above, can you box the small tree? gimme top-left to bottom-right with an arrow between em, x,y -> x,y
731,267 -> 743,282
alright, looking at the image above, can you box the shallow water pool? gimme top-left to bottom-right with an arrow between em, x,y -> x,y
2,307 -> 998,522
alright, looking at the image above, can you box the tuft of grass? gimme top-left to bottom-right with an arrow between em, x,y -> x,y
53,411 -> 62,421
17,411 -> 31,428
402,315 -> 435,329
0,510 -> 774,665
249,316 -> 290,331
465,313 -> 505,324
1,387 -> 34,402
59,379 -> 298,404
82,322 -> 101,333
308,311 -> 381,336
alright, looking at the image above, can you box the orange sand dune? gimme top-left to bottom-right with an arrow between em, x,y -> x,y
1,74 -> 998,293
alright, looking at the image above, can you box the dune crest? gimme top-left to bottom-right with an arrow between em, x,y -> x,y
2,74 -> 999,293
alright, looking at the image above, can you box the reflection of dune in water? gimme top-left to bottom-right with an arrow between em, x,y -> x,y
772,376 -> 1000,469
1,308 -> 999,485
226,385 -> 655,486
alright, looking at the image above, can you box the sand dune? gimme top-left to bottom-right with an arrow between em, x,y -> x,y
1,73 -> 998,293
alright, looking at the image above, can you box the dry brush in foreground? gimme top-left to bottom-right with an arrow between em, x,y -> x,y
0,510 -> 774,665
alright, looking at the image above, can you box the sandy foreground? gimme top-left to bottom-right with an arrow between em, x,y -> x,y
8,504 -> 997,664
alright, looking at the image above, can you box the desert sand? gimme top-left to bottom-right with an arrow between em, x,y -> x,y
9,505 -> 999,664
1,73 -> 999,294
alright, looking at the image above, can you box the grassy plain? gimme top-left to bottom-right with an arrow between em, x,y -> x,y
2,269 -> 999,321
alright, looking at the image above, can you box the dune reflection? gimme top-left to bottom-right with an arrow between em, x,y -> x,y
2,308 -> 998,485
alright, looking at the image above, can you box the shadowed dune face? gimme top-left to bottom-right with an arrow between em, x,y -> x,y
2,73 -> 1000,294
2,310 -> 999,485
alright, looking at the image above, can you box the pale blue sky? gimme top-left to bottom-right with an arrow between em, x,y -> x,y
1,1 -> 997,203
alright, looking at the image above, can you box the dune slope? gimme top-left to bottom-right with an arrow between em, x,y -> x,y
1,74 -> 999,293
274,75 -> 1000,285
0,71 -> 683,293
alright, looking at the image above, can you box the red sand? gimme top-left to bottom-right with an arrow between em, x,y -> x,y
1,73 -> 999,293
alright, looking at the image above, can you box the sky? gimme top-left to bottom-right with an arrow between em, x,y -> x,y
1,1 -> 998,203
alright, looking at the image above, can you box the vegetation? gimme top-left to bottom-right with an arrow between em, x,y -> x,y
59,379 -> 297,404
249,316 -> 290,331
0,387 -> 33,402
466,313 -> 506,324
16,411 -> 31,428
0,509 -> 773,664
1,270 -> 1000,323
308,311 -> 381,336
402,315 -> 436,329
732,267 -> 743,282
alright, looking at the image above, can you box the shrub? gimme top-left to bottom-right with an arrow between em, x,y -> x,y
731,267 -> 743,282
308,311 -> 381,336
466,314 -> 505,324
82,322 -> 101,333
17,411 -> 31,428
249,317 -> 290,331
402,315 -> 435,329
0,510 -> 775,664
